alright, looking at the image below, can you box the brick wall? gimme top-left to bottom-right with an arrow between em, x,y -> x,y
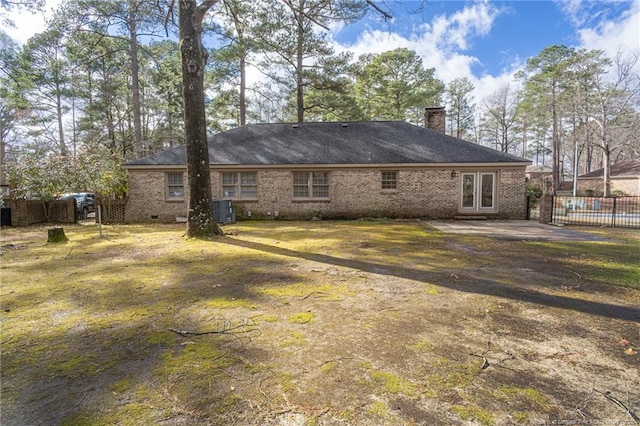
228,169 -> 459,220
498,169 -> 528,219
577,177 -> 640,196
125,171 -> 189,222
538,194 -> 553,224
126,166 -> 527,222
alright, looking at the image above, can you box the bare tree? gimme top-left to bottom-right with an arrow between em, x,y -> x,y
587,50 -> 640,196
479,84 -> 520,154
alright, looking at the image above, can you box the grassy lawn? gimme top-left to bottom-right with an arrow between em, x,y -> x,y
1,221 -> 638,425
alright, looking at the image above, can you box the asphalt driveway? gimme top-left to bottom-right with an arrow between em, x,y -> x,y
428,220 -> 614,241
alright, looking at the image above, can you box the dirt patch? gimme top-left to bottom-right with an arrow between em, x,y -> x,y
1,221 -> 638,425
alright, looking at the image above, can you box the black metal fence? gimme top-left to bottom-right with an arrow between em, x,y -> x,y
552,196 -> 640,228
527,196 -> 540,221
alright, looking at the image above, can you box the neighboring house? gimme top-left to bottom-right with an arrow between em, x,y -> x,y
576,161 -> 640,196
525,165 -> 552,181
124,119 -> 531,222
525,165 -> 552,192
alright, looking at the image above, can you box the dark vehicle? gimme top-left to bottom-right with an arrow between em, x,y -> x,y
62,192 -> 96,219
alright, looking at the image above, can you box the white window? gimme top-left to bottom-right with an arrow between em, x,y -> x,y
222,172 -> 257,199
293,172 -> 329,199
381,171 -> 398,190
167,172 -> 184,199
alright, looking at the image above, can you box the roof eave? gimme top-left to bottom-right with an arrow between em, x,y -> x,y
125,161 -> 530,170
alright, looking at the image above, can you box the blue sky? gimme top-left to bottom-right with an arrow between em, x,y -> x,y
3,0 -> 639,104
329,0 -> 639,101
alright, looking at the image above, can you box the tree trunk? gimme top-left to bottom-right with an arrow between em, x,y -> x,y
551,87 -> 560,195
129,0 -> 144,159
225,0 -> 247,126
603,147 -> 611,197
296,1 -> 305,123
55,76 -> 66,156
179,0 -> 223,238
0,129 -> 6,190
239,53 -> 246,126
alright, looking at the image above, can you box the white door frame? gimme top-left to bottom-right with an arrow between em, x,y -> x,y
459,171 -> 498,214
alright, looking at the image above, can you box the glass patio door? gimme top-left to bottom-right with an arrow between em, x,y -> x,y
460,172 -> 497,213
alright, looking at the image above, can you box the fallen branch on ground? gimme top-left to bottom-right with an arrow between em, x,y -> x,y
169,319 -> 260,340
470,341 -> 516,371
319,357 -> 365,368
470,341 -> 492,369
302,291 -> 332,300
593,388 -> 640,424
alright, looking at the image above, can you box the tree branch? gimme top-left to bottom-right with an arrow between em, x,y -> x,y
366,0 -> 393,21
281,0 -> 330,31
193,0 -> 220,31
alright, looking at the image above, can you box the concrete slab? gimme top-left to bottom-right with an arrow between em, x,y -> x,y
427,220 -> 613,242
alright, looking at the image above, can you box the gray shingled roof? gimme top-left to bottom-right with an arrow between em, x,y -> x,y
578,161 -> 640,178
125,121 -> 529,166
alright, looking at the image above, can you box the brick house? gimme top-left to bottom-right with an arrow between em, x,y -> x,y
123,119 -> 530,222
576,161 -> 640,196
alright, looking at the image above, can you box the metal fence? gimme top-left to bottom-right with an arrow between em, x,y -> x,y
552,196 -> 640,228
527,196 -> 540,221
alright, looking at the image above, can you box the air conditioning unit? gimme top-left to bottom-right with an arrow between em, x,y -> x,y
212,199 -> 236,224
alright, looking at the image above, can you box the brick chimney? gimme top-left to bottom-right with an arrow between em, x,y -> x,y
424,107 -> 446,133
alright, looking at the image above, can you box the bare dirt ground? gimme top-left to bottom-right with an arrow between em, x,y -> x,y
1,220 -> 639,425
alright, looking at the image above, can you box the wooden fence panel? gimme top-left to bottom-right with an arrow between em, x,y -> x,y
96,199 -> 127,224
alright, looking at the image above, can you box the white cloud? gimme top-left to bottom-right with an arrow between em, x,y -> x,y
337,30 -> 411,59
337,2 -> 501,78
428,0 -> 497,51
576,0 -> 640,57
333,1 -> 505,105
557,0 -> 591,26
0,0 -> 63,45
474,72 -> 521,110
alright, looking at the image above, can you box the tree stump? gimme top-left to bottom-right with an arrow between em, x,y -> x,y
47,227 -> 68,243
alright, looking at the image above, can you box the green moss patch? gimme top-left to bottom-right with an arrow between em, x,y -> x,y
496,386 -> 549,411
256,282 -> 348,301
370,370 -> 417,396
450,404 -> 494,425
367,401 -> 389,418
288,312 -> 316,324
